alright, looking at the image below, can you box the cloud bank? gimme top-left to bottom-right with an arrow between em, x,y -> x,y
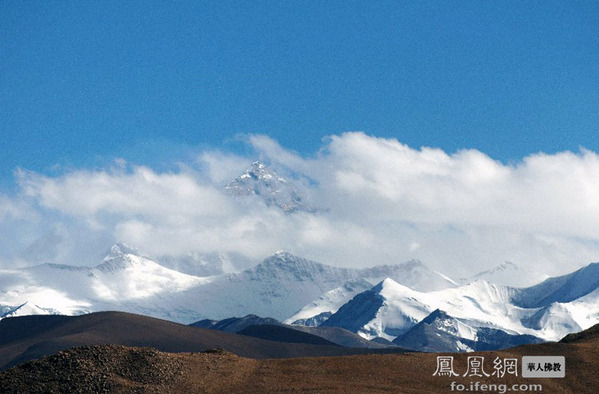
2,132 -> 598,277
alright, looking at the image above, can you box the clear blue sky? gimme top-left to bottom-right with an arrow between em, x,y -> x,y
2,1 -> 598,189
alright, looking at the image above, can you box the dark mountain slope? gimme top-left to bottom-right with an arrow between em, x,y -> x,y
238,324 -> 339,346
0,311 -> 408,370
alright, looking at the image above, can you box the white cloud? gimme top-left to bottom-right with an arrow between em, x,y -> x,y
0,193 -> 31,221
311,133 -> 599,237
247,134 -> 307,171
197,151 -> 250,184
2,132 -> 599,278
18,166 -> 235,222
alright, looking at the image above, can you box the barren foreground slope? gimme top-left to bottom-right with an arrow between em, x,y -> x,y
1,326 -> 598,393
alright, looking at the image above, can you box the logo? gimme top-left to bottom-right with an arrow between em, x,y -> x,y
521,356 -> 565,378
434,355 -> 565,378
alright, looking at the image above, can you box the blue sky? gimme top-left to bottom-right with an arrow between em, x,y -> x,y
2,2 -> 599,274
2,1 -> 598,190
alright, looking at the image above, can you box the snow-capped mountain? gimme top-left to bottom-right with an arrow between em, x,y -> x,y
157,251 -> 244,277
0,247 -> 457,323
463,261 -> 547,287
512,262 -> 599,307
313,266 -> 599,343
1,243 -> 597,351
392,309 -> 544,352
0,302 -> 58,319
521,303 -> 582,340
359,260 -> 457,292
320,278 -> 434,340
179,251 -> 365,320
179,251 -> 463,321
284,278 -> 374,326
224,161 -> 315,213
0,244 -> 210,321
284,260 -> 457,326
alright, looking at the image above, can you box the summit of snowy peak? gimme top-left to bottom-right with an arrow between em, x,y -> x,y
236,161 -> 276,181
249,161 -> 278,177
322,278 -> 431,339
225,161 -> 285,193
465,261 -> 545,287
242,252 -> 356,283
224,161 -> 315,214
360,260 -> 457,292
103,243 -> 138,261
371,278 -> 416,297
257,252 -> 324,274
265,250 -> 312,264
97,244 -> 144,272
378,277 -> 401,288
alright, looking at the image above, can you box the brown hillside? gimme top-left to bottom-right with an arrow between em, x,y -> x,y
1,334 -> 598,393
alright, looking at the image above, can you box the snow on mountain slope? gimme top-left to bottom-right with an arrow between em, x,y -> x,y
463,261 -> 548,287
2,242 -> 597,345
561,287 -> 599,331
157,252 -> 244,277
0,301 -> 59,318
0,244 -> 210,321
392,309 -> 477,352
321,279 -> 434,340
175,251 -> 365,320
320,270 -> 599,342
0,246 -> 458,323
283,260 -> 459,326
391,309 -> 543,352
359,260 -> 457,292
224,161 -> 315,213
522,303 -> 582,340
512,262 -> 599,308
446,279 -> 599,341
24,244 -> 210,302
284,278 -> 374,325
183,252 -> 463,322
92,244 -> 210,299
0,264 -> 93,316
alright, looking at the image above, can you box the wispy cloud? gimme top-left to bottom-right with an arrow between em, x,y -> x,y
1,132 -> 598,277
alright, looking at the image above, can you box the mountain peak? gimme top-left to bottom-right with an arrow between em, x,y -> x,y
371,278 -> 407,294
242,252 -> 354,284
514,261 -> 599,307
380,277 -> 399,287
224,161 -> 314,214
487,261 -> 518,273
104,243 -> 138,261
465,260 -> 545,287
359,260 -> 457,292
241,161 -> 279,181
259,252 -> 320,272
98,243 -> 141,272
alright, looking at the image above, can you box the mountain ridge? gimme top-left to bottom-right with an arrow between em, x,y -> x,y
224,161 -> 315,213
